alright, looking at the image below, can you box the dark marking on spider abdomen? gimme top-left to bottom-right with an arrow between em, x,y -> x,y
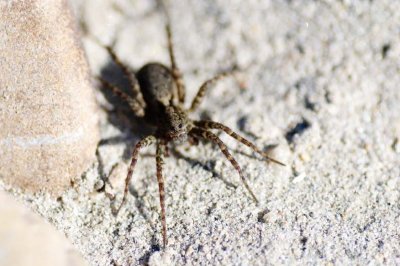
137,63 -> 174,117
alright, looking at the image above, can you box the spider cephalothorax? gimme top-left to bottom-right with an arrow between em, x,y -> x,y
98,22 -> 285,248
160,105 -> 191,143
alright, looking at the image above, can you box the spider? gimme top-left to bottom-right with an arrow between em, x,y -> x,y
97,21 -> 285,248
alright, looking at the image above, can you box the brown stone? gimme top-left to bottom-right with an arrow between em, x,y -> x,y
0,190 -> 87,266
0,0 -> 99,196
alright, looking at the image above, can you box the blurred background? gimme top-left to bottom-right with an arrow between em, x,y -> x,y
0,191 -> 86,266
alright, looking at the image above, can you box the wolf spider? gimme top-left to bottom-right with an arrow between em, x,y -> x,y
97,22 -> 285,248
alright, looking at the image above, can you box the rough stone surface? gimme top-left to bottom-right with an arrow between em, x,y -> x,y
2,0 -> 400,265
0,0 -> 99,195
0,190 -> 87,266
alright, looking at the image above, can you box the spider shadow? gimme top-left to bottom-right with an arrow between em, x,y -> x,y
231,143 -> 279,162
97,59 -> 157,164
175,142 -> 279,191
98,60 -> 154,144
96,58 -> 145,196
96,61 -> 162,239
96,139 -> 157,233
171,148 -> 238,189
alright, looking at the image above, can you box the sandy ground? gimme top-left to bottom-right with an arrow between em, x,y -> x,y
2,0 -> 400,265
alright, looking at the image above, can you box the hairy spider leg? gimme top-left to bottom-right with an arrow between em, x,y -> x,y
164,143 -> 170,157
104,46 -> 146,117
191,128 -> 259,203
194,120 -> 285,166
156,140 -> 168,247
113,135 -> 157,215
98,77 -> 144,116
166,24 -> 186,104
188,135 -> 199,146
189,71 -> 237,112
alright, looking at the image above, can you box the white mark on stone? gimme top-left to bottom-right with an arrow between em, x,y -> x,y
0,127 -> 85,149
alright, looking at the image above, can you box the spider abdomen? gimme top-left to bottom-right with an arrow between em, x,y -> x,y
137,63 -> 174,115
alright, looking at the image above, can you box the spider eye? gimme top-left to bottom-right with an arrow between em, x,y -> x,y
178,123 -> 183,129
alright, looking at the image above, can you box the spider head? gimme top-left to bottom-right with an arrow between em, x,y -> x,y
162,106 -> 191,143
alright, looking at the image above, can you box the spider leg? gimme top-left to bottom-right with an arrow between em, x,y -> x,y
166,23 -> 185,104
164,143 -> 170,157
194,120 -> 285,166
156,140 -> 168,247
189,71 -> 237,112
191,128 -> 259,203
103,46 -> 146,116
113,135 -> 156,215
188,135 -> 199,146
97,77 -> 145,117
